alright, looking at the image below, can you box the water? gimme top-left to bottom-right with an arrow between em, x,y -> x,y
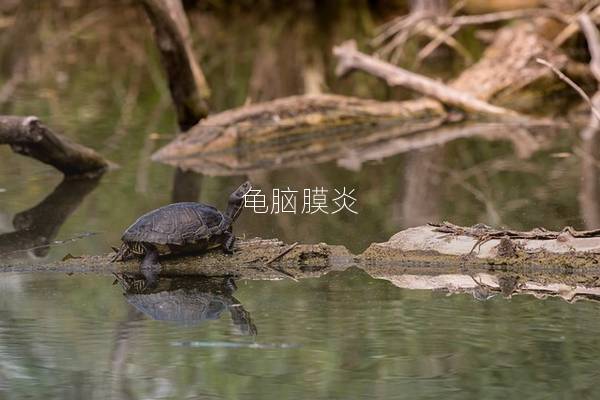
1,3 -> 600,398
0,270 -> 599,399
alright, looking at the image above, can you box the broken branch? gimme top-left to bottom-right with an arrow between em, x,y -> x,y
140,0 -> 210,130
334,40 -> 519,118
0,116 -> 110,177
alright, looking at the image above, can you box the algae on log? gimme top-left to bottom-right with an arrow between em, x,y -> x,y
0,239 -> 356,280
7,222 -> 600,276
152,94 -> 446,174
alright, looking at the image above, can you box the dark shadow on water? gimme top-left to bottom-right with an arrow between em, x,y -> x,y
113,273 -> 257,335
0,176 -> 100,258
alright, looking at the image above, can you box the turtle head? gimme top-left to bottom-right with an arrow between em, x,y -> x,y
225,181 -> 252,221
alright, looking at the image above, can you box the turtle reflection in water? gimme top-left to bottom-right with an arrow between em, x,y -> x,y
111,181 -> 252,277
114,273 -> 257,335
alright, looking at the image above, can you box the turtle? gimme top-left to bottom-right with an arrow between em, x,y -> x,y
111,181 -> 252,272
114,273 -> 257,334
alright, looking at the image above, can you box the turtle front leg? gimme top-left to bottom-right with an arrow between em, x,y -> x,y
222,231 -> 236,254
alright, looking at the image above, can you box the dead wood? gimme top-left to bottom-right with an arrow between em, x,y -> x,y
140,0 -> 209,130
333,40 -> 519,118
450,23 -> 568,104
431,221 -> 600,240
0,116 -> 110,177
152,94 -> 447,174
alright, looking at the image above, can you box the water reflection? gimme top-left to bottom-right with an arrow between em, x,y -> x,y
0,177 -> 100,259
114,273 -> 257,335
156,121 -> 548,176
372,271 -> 600,303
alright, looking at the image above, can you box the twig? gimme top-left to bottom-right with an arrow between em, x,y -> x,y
264,242 -> 299,282
266,242 -> 299,265
536,58 -> 600,122
553,2 -> 600,47
374,7 -> 566,53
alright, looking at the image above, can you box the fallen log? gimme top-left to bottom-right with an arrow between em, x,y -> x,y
0,116 -> 110,177
362,223 -> 600,272
6,227 -> 600,303
152,94 -> 447,173
6,222 -> 600,277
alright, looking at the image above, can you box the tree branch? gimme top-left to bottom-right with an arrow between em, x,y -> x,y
140,0 -> 210,130
333,40 -> 520,118
0,116 -> 110,177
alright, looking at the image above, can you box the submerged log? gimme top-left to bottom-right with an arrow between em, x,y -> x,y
0,116 -> 110,177
152,94 -> 447,173
6,226 -> 600,302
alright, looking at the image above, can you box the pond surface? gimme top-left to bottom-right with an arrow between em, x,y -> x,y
2,269 -> 600,400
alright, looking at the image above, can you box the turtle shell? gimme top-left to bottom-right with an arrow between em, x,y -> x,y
126,289 -> 232,325
122,202 -> 230,246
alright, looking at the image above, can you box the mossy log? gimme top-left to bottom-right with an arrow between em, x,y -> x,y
6,222 -> 600,280
6,224 -> 600,302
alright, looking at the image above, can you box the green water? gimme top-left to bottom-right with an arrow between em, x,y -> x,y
1,2 -> 599,399
1,270 -> 599,400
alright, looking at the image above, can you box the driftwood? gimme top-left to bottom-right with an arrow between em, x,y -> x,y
336,22 -> 570,116
334,40 -> 519,118
155,120 -> 545,176
6,223 -> 600,274
152,94 -> 448,174
140,0 -> 211,202
140,0 -> 209,130
0,116 -> 110,177
364,223 -> 600,261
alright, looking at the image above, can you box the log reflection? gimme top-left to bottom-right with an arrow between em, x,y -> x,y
0,177 -> 100,258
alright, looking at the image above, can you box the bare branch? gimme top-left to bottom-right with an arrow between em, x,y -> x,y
334,40 -> 519,118
536,58 -> 600,122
